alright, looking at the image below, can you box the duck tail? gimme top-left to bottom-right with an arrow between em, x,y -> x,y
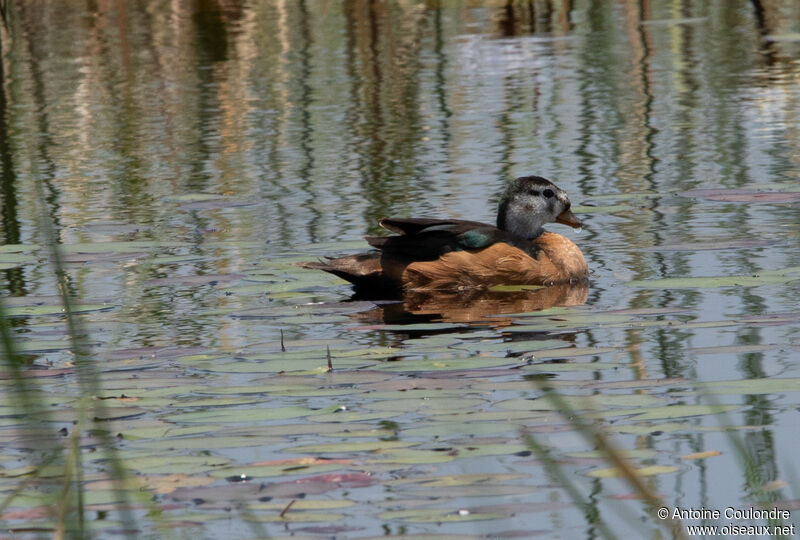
298,254 -> 379,277
297,254 -> 401,297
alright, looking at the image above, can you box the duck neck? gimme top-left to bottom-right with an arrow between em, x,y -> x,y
497,199 -> 546,239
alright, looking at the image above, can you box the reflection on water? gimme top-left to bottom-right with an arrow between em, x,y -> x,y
1,0 -> 800,538
364,283 -> 589,324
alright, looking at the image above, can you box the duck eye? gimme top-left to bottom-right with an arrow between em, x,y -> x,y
543,189 -> 554,198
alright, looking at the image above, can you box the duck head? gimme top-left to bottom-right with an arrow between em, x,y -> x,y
497,176 -> 582,239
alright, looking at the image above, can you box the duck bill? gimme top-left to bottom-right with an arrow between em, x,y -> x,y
555,209 -> 582,229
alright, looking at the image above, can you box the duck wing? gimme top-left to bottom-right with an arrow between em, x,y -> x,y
378,218 -> 487,236
366,218 -> 521,260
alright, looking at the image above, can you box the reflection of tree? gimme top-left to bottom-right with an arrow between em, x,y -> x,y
0,19 -> 23,295
292,0 -> 321,243
490,0 -> 571,36
343,1 -> 427,235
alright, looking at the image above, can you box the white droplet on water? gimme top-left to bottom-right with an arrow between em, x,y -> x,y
575,227 -> 583,234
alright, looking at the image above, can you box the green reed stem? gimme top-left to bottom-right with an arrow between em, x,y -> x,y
696,388 -> 793,538
521,428 -> 618,540
528,377 -> 687,540
32,176 -> 138,538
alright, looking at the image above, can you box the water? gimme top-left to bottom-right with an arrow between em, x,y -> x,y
1,1 -> 800,538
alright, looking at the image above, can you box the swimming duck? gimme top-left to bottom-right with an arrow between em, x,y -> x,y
302,176 -> 588,294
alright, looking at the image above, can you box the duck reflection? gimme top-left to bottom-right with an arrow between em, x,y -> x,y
356,281 -> 588,325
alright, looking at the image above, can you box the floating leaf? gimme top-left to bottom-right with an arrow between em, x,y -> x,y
528,346 -> 619,359
163,193 -> 225,203
604,319 -> 738,330
581,192 -> 658,202
1,304 -> 112,317
400,423 -> 512,438
765,33 -> 800,42
293,239 -> 372,252
216,422 -> 368,438
626,271 -> 800,289
0,465 -> 37,478
367,396 -> 486,413
588,465 -> 679,478
497,394 -> 663,411
0,251 -> 37,269
255,387 -> 361,397
145,274 -> 241,287
594,403 -> 739,421
568,449 -> 656,459
0,244 -> 39,253
696,377 -> 800,395
639,17 -> 706,25
368,448 -> 456,464
461,339 -> 566,354
130,435 -> 281,451
681,451 -> 721,460
571,204 -> 631,214
507,314 -> 634,331
386,473 -> 528,488
46,406 -> 146,422
613,422 -> 688,435
61,241 -> 189,253
310,411 -> 404,423
120,454 -> 231,475
688,344 -> 780,355
643,239 -> 773,252
379,356 -> 518,372
454,442 -> 530,458
681,188 -> 800,203
178,355 -> 373,374
429,410 -> 556,423
87,474 -> 216,494
410,485 -> 536,498
523,362 -> 622,372
378,508 -> 504,522
243,512 -> 346,523
208,462 -> 345,480
164,406 -> 325,424
11,339 -> 73,353
290,440 -> 418,454
250,500 -> 355,511
379,322 -> 466,331
172,472 -> 375,504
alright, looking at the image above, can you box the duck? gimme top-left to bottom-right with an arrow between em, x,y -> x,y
301,176 -> 588,295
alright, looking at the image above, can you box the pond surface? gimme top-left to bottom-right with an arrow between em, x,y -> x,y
1,1 -> 800,538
